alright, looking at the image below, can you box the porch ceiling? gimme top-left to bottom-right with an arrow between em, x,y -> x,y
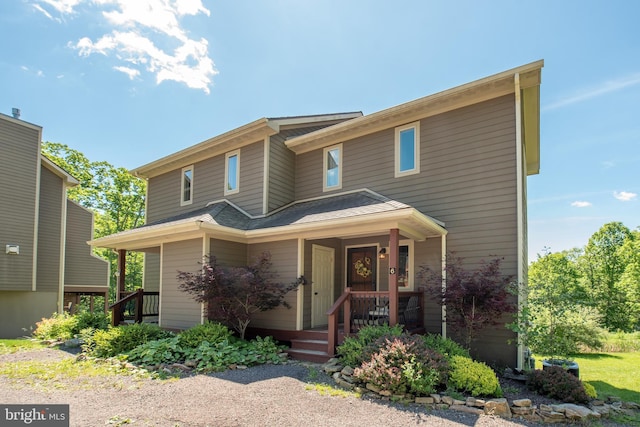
88,189 -> 446,251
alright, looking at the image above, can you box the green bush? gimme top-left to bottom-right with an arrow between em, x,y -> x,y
422,334 -> 470,361
583,382 -> 598,399
448,355 -> 502,397
597,331 -> 640,353
178,322 -> 234,348
73,312 -> 110,334
353,334 -> 449,396
128,337 -> 184,365
337,324 -> 404,367
526,366 -> 590,404
33,312 -> 77,340
85,323 -> 173,358
183,336 -> 285,372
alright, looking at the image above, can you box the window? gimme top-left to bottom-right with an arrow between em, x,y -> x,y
225,150 -> 240,195
180,165 -> 193,206
397,240 -> 414,289
323,144 -> 342,191
395,122 -> 420,177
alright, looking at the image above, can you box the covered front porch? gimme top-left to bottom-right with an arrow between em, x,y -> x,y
90,189 -> 448,361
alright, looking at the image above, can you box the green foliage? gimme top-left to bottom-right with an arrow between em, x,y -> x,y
177,253 -> 300,339
448,355 -> 502,397
336,324 -> 404,367
177,322 -> 234,348
580,222 -> 636,331
583,382 -> 598,399
32,312 -> 77,340
74,312 -> 111,333
85,323 -> 173,358
353,334 -> 449,396
422,334 -> 470,361
597,331 -> 640,352
527,366 -> 590,404
517,251 -> 604,360
182,336 -> 285,372
42,142 -> 146,302
419,253 -> 516,350
127,337 -> 183,365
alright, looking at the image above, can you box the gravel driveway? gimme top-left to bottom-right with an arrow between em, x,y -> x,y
0,348 -> 612,427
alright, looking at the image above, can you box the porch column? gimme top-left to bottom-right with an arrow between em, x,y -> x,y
117,249 -> 126,301
389,228 -> 400,325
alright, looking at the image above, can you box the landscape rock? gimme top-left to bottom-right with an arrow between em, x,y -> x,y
450,404 -> 484,415
484,398 -> 511,418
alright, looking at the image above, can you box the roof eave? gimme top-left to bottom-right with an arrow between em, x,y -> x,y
286,60 -> 544,154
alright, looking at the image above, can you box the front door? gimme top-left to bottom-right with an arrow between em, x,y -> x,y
312,245 -> 335,327
347,246 -> 377,291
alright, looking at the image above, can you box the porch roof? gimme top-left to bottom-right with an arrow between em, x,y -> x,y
89,189 -> 446,251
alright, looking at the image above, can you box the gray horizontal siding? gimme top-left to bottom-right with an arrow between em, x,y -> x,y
143,253 -> 160,292
146,141 -> 265,222
0,291 -> 58,338
160,239 -> 204,330
210,238 -> 246,267
0,119 -> 39,290
248,240 -> 299,330
268,134 -> 295,212
36,166 -> 63,292
64,201 -> 109,287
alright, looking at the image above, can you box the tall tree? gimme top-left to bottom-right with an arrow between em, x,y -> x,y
579,222 -> 634,331
42,142 -> 146,301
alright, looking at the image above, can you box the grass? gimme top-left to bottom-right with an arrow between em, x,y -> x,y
305,383 -> 361,398
0,338 -> 47,354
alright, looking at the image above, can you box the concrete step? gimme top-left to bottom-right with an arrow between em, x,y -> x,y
286,348 -> 332,364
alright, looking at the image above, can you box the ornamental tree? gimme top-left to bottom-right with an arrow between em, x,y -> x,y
177,252 -> 300,339
419,253 -> 516,351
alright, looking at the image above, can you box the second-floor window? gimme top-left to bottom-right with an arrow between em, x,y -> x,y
395,122 -> 420,177
181,165 -> 193,206
323,144 -> 342,191
225,150 -> 240,195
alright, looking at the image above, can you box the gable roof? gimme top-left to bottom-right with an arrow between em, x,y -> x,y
286,60 -> 543,175
131,112 -> 362,179
89,189 -> 446,250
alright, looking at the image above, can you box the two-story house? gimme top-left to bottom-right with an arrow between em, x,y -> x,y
0,111 -> 110,338
90,60 -> 543,368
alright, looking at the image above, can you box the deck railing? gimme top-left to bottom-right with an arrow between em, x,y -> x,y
109,289 -> 160,326
326,289 -> 424,356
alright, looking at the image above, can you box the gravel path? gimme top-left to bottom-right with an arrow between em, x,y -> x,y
0,348 -> 615,427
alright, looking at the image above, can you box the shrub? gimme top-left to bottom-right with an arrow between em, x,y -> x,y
526,366 -> 590,403
85,323 -> 173,358
583,382 -> 598,399
422,334 -> 470,361
127,337 -> 184,365
182,336 -> 285,372
353,334 -> 449,396
178,322 -> 234,349
73,312 -> 110,334
33,312 -> 77,340
337,324 -> 404,367
448,355 -> 502,397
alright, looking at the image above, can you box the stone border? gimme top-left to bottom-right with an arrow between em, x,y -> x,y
321,358 -> 640,423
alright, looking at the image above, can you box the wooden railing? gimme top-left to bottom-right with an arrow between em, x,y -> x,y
326,289 -> 424,356
109,289 -> 160,326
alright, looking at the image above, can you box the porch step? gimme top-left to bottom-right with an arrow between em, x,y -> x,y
286,348 -> 332,364
288,336 -> 332,363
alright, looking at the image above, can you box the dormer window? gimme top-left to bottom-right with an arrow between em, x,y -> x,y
181,165 -> 193,206
395,122 -> 420,177
225,150 -> 240,195
323,144 -> 342,191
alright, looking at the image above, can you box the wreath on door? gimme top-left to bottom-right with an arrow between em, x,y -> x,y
354,257 -> 372,278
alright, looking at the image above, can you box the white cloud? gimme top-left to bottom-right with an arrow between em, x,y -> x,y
613,191 -> 637,202
571,201 -> 592,208
38,0 -> 82,15
543,73 -> 640,111
34,0 -> 217,93
113,65 -> 140,80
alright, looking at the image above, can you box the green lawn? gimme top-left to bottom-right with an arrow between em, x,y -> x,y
0,338 -> 47,354
535,352 -> 640,404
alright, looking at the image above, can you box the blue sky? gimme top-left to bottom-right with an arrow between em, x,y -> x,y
1,0 -> 638,258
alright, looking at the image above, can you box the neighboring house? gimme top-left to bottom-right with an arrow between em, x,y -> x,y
0,111 -> 110,338
91,60 -> 543,368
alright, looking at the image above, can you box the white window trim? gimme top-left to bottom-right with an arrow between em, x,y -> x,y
180,165 -> 193,206
323,143 -> 342,192
224,149 -> 240,196
394,121 -> 420,178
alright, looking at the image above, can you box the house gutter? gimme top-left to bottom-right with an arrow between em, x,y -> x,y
515,73 -> 525,370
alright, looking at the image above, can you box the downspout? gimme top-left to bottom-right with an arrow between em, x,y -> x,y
441,234 -> 447,339
57,196 -> 68,313
296,238 -> 304,330
514,73 -> 525,370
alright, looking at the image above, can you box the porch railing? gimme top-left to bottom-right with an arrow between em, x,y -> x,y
326,289 -> 423,356
109,289 -> 160,326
